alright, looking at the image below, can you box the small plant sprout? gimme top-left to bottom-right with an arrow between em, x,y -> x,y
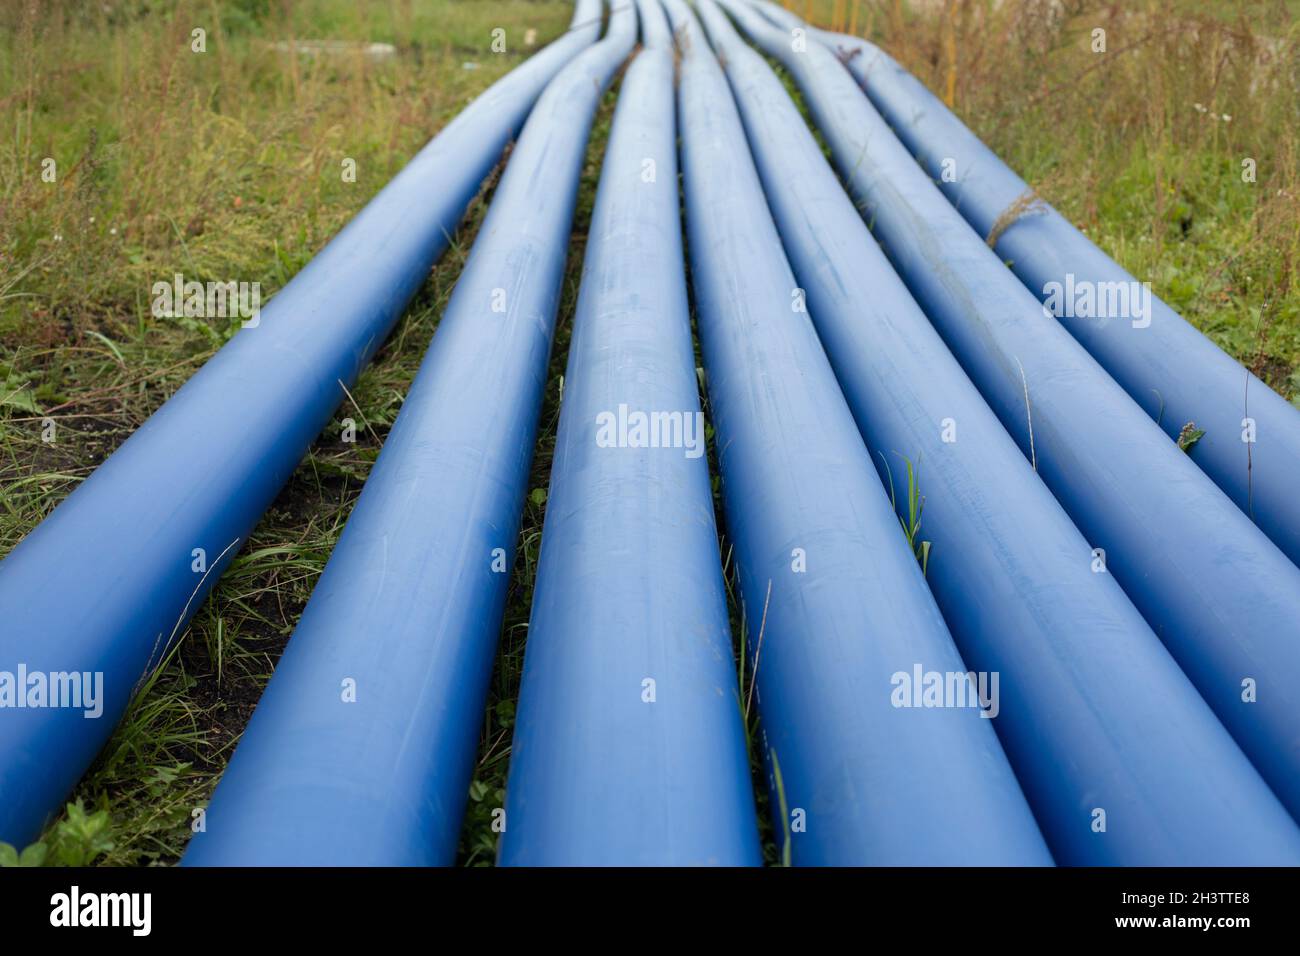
879,453 -> 932,576
1177,421 -> 1206,452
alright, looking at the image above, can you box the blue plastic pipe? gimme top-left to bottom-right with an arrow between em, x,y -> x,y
750,0 -> 1300,569
181,2 -> 638,866
706,0 -> 1300,864
663,0 -> 1050,866
729,2 -> 1300,823
497,0 -> 759,867
0,1 -> 603,850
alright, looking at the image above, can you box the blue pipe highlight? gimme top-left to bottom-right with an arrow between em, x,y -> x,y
663,0 -> 1051,866
497,0 -> 760,866
730,1 -> 1300,823
181,1 -> 638,866
750,0 -> 1300,569
0,0 -> 604,850
709,0 -> 1300,864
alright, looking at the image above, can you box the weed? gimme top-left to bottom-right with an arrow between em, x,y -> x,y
879,451 -> 932,575
0,799 -> 115,867
1178,420 -> 1208,451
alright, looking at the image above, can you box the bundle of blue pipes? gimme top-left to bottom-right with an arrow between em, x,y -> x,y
3,0 -> 1298,867
721,0 -> 1300,830
698,0 -> 1300,865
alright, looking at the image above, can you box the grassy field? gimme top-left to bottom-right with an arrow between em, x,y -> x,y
1,0 -> 1297,866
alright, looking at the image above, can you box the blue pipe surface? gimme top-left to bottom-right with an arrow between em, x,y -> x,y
733,3 -> 1300,823
0,2 -> 604,849
709,0 -> 1300,864
752,0 -> 1300,569
498,0 -> 760,866
664,0 -> 1050,866
181,2 -> 638,866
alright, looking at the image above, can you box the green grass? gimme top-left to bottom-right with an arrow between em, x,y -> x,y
2,0 -> 1296,868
